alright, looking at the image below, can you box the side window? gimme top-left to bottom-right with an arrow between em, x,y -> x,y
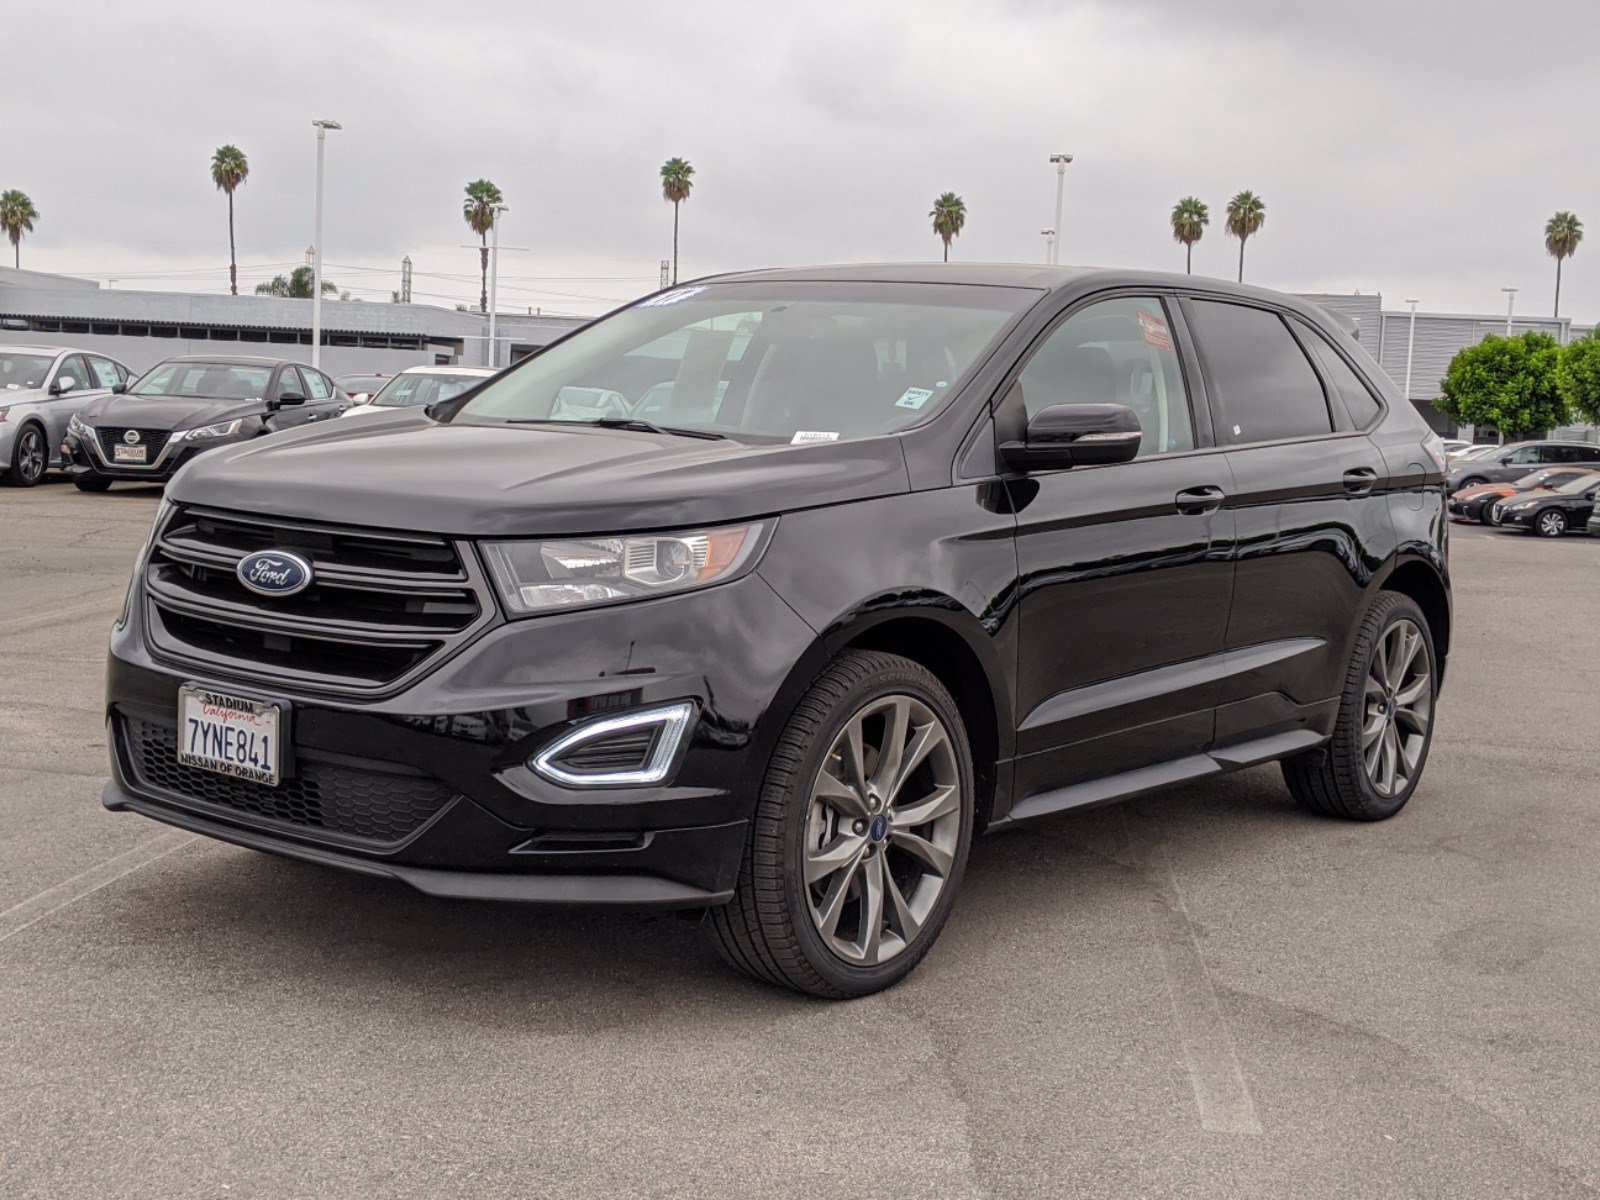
303,369 -> 332,401
1189,300 -> 1333,445
1505,446 -> 1541,465
1294,320 -> 1382,428
1017,296 -> 1195,457
1552,445 -> 1597,464
55,354 -> 90,393
87,356 -> 122,389
272,366 -> 306,399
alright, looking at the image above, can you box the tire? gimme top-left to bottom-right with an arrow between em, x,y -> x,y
1282,592 -> 1436,821
73,474 -> 112,493
1455,476 -> 1487,492
1534,509 -> 1567,538
1477,502 -> 1499,526
3,423 -> 48,488
709,650 -> 975,999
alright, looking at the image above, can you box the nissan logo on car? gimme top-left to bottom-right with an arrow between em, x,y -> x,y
235,550 -> 314,597
123,430 -> 141,445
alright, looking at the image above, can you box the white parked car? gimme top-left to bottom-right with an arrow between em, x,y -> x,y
339,366 -> 495,418
1,345 -> 133,486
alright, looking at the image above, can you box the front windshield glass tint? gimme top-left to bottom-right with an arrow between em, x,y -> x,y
374,374 -> 484,408
453,282 -> 1035,443
0,353 -> 55,390
132,363 -> 273,400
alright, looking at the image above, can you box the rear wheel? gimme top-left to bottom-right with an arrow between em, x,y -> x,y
709,650 -> 974,998
73,473 -> 112,493
1535,509 -> 1567,538
1456,476 -> 1487,491
4,423 -> 48,487
1283,593 -> 1435,821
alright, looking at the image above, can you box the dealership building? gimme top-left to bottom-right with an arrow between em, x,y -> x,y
2,266 -> 1593,441
0,266 -> 586,377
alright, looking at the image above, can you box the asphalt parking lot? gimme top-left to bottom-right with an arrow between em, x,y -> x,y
2,480 -> 1598,1199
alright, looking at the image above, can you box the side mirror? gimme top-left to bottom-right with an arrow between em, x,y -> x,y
276,392 -> 307,406
50,377 -> 77,396
111,382 -> 127,395
1001,403 -> 1143,471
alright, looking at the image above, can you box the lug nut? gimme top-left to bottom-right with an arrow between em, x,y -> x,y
852,819 -> 867,835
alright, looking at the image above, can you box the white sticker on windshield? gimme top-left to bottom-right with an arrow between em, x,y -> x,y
641,286 -> 707,307
895,387 -> 935,410
791,430 -> 840,444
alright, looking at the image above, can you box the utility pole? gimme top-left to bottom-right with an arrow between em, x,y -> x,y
660,260 -> 671,289
487,205 -> 508,368
1501,287 -> 1518,336
1048,153 -> 1073,265
1403,299 -> 1419,400
310,119 -> 342,369
400,256 -> 412,304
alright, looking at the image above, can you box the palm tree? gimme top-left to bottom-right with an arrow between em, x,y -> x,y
0,190 -> 39,269
1225,190 -> 1266,282
210,145 -> 249,296
254,266 -> 337,298
462,179 -> 504,312
1170,197 -> 1209,275
660,158 -> 695,285
1545,211 -> 1583,319
930,192 -> 966,262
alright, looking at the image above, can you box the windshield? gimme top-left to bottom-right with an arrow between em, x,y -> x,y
451,281 -> 1036,443
1555,472 -> 1600,495
0,353 -> 55,391
1456,445 -> 1497,460
132,362 -> 273,400
373,373 -> 485,408
338,374 -> 390,393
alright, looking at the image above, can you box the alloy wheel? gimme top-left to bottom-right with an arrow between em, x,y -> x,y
1538,510 -> 1566,537
17,428 -> 46,483
1362,618 -> 1432,798
803,694 -> 962,966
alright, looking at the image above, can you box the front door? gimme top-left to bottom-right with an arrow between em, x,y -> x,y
1003,295 -> 1236,809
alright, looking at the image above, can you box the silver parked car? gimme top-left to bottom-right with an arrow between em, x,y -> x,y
1,345 -> 133,487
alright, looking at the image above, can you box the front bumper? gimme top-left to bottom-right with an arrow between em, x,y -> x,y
64,431 -> 234,483
104,565 -> 821,906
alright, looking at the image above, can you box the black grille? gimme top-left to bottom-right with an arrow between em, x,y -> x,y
144,506 -> 490,694
122,715 -> 457,846
97,427 -> 172,461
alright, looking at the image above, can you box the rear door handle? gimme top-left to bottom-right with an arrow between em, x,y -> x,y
1175,485 -> 1226,515
1342,467 -> 1379,494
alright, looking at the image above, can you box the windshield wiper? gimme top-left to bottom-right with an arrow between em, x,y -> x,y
503,417 -> 726,440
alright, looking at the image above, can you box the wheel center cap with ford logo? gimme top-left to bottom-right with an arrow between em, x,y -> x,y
236,550 -> 314,597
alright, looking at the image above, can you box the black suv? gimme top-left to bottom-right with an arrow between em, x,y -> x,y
102,266 -> 1450,998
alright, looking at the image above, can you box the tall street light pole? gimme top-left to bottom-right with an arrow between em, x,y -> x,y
1403,299 -> 1420,400
1501,286 -> 1517,336
1049,153 -> 1073,266
487,204 -> 508,368
310,119 -> 342,370
1040,228 -> 1056,265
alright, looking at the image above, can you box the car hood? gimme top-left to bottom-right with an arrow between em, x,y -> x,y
166,410 -> 913,536
79,394 -> 265,430
1453,484 -> 1514,501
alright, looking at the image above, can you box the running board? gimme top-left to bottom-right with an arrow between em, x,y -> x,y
998,729 -> 1327,825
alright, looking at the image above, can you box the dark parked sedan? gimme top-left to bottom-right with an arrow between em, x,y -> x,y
1446,440 -> 1600,493
1448,467 -> 1596,524
1490,471 -> 1600,536
65,356 -> 349,490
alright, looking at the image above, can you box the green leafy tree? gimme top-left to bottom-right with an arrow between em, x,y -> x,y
463,179 -> 504,313
254,265 -> 337,298
930,192 -> 966,262
1544,211 -> 1583,319
1225,190 -> 1266,282
0,190 -> 39,269
1170,197 -> 1209,275
1556,329 -> 1600,425
660,158 -> 695,285
210,145 -> 249,296
1436,331 -> 1567,437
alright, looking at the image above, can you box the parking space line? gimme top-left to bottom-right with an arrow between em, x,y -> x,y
0,831 -> 195,946
1122,808 -> 1263,1134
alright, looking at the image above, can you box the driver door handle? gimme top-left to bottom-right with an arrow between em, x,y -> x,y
1342,467 -> 1379,494
1175,485 -> 1226,515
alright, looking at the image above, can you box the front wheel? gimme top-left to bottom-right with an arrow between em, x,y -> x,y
1282,593 -> 1436,821
709,650 -> 974,998
73,473 -> 112,493
4,424 -> 48,487
1535,509 -> 1567,538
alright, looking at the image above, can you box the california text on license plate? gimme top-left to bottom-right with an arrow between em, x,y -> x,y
177,687 -> 283,786
113,444 -> 147,463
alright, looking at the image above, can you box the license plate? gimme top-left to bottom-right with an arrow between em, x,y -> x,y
177,686 -> 283,786
113,444 -> 148,463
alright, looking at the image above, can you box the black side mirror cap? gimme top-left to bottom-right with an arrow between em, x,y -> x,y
276,392 -> 307,406
1000,403 -> 1143,471
111,382 -> 127,394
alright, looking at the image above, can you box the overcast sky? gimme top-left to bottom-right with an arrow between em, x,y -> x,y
4,0 -> 1596,320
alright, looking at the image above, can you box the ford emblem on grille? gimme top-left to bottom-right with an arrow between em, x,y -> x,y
236,550 -> 314,597
123,429 -> 142,445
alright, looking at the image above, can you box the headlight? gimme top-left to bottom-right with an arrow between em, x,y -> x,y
68,414 -> 93,439
481,520 -> 773,616
171,419 -> 244,443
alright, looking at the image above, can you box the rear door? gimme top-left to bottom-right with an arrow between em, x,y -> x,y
1183,297 -> 1393,746
1004,293 -> 1237,808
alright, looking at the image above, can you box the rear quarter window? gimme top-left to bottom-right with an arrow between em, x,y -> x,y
1293,319 -> 1383,428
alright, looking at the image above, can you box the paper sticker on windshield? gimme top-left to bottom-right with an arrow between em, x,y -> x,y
1138,311 -> 1174,352
792,430 -> 840,444
641,286 -> 707,307
895,387 -> 935,410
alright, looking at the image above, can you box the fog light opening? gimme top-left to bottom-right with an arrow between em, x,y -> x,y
531,701 -> 696,788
